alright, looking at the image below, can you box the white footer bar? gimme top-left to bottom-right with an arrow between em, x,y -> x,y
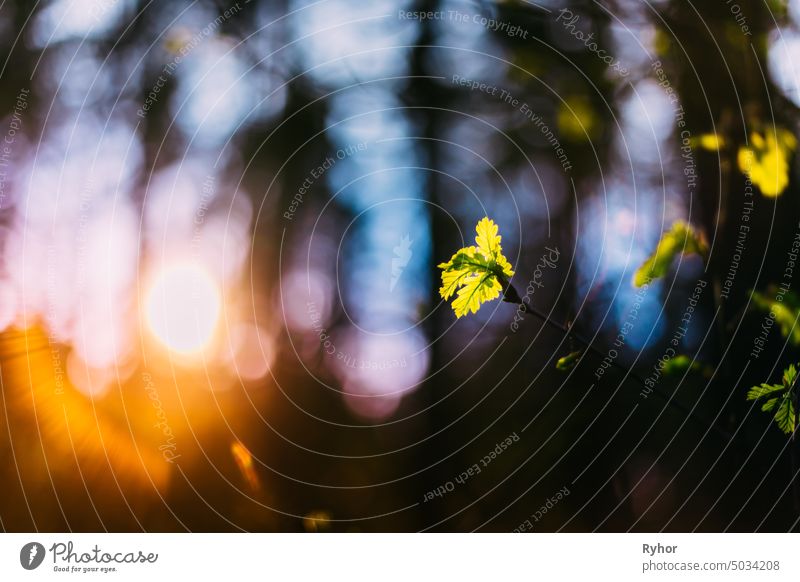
1,533 -> 796,581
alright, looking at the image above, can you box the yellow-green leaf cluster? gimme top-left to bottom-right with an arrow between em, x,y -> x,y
747,364 -> 798,435
738,128 -> 796,197
438,217 -> 515,318
633,221 -> 708,287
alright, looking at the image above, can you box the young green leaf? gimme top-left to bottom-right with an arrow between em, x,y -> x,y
439,249 -> 490,300
746,383 -> 785,400
774,396 -> 796,435
438,217 -> 515,318
747,363 -> 799,435
783,363 -> 797,387
632,221 -> 707,287
761,398 -> 779,412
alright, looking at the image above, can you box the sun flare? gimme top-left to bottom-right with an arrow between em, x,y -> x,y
146,264 -> 221,354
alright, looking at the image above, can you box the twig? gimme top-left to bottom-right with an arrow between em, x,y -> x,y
500,280 -> 733,441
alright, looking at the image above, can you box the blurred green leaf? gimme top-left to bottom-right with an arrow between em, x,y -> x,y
691,133 -> 726,151
556,350 -> 582,371
633,221 -> 707,287
557,96 -> 597,142
750,288 -> 800,345
662,354 -> 708,376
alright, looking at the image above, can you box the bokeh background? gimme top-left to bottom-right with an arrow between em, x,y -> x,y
1,0 -> 800,532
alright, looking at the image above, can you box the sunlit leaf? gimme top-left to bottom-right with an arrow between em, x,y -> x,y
474,217 -> 515,278
737,127 -> 796,197
439,249 -> 488,300
438,217 -> 515,318
450,270 -> 504,318
632,221 -> 707,287
556,350 -> 582,371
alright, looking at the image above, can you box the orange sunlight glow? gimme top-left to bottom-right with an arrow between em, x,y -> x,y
146,264 -> 221,354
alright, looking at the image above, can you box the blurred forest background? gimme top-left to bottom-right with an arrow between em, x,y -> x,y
1,0 -> 800,532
